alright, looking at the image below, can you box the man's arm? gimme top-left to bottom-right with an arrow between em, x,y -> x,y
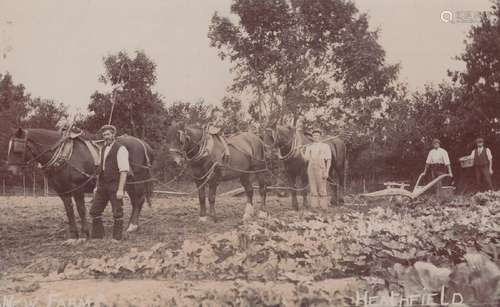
423,152 -> 431,174
444,151 -> 453,177
116,146 -> 130,199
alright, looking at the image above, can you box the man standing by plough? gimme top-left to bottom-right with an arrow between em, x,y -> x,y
423,138 -> 453,195
469,137 -> 494,191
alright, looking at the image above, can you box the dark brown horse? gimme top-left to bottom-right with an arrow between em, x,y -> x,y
263,124 -> 346,209
6,128 -> 154,239
166,123 -> 268,222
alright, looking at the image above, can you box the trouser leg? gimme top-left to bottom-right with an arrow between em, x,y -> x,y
431,166 -> 445,195
109,189 -> 124,240
481,166 -> 493,191
89,185 -> 108,239
475,167 -> 483,192
307,165 -> 317,208
318,168 -> 329,209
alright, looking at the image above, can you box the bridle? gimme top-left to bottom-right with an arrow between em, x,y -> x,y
8,130 -> 97,195
8,131 -> 64,167
170,127 -> 208,162
265,126 -> 297,161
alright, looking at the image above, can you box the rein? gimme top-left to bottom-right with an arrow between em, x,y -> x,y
12,131 -> 96,195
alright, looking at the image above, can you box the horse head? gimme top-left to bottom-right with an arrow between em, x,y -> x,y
6,128 -> 62,176
263,124 -> 295,150
166,121 -> 205,165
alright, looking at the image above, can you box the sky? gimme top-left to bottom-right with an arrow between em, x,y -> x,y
0,0 -> 494,114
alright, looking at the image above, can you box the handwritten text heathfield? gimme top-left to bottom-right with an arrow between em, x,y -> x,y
355,286 -> 464,306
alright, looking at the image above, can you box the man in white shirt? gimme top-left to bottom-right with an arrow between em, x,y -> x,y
303,126 -> 332,209
423,139 -> 453,194
90,124 -> 130,240
469,137 -> 494,191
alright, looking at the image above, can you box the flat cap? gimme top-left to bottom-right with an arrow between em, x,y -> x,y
99,124 -> 117,134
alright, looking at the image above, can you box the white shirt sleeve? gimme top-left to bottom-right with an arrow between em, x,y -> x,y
487,148 -> 493,161
426,151 -> 432,164
322,144 -> 332,161
470,150 -> 475,159
117,146 -> 130,172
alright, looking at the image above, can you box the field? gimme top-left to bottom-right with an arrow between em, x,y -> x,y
1,192 -> 499,306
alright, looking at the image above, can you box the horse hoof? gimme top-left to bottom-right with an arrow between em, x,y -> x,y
62,239 -> 78,246
126,224 -> 139,233
199,216 -> 208,223
257,211 -> 268,219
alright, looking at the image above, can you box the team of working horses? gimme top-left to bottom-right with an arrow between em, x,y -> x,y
5,122 -> 346,239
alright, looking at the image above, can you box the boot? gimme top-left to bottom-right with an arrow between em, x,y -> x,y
91,218 -> 104,239
112,219 -> 124,240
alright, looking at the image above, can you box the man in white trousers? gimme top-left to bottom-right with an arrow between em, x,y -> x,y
303,126 -> 332,209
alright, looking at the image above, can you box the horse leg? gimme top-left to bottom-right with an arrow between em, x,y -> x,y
208,182 -> 218,222
73,193 -> 89,238
257,174 -> 267,210
127,189 -> 144,233
240,175 -> 254,206
337,165 -> 345,205
240,175 -> 256,220
300,172 -> 309,208
329,167 -> 344,206
197,182 -> 208,222
61,196 -> 79,239
288,173 -> 299,211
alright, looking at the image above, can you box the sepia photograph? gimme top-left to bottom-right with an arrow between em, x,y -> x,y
0,0 -> 499,306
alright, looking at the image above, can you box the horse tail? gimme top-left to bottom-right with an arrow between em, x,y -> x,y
145,143 -> 155,207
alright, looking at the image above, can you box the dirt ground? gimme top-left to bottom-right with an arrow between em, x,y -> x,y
1,193 -> 499,306
0,195 -> 366,306
1,195 -> 294,275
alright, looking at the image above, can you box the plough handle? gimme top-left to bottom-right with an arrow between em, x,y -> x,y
414,172 -> 426,190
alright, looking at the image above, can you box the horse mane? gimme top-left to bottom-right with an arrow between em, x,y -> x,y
26,128 -> 61,144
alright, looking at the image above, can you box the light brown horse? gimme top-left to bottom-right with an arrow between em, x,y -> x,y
166,122 -> 268,222
6,128 -> 154,238
263,124 -> 347,209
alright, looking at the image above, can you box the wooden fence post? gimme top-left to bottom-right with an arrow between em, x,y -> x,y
23,175 -> 26,197
33,171 -> 36,197
44,177 -> 48,196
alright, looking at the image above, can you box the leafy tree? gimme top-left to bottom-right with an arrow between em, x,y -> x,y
450,0 -> 500,141
0,73 -> 30,161
208,0 -> 398,125
25,98 -> 68,129
83,50 -> 165,142
221,96 -> 247,133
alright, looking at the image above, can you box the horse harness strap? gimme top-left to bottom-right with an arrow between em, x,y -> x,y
40,137 -> 75,171
278,131 -> 299,161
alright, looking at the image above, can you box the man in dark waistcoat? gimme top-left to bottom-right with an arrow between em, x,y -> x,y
469,137 -> 494,191
90,124 -> 130,240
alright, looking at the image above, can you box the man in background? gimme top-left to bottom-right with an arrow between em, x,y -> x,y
469,137 -> 494,191
423,139 -> 453,194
